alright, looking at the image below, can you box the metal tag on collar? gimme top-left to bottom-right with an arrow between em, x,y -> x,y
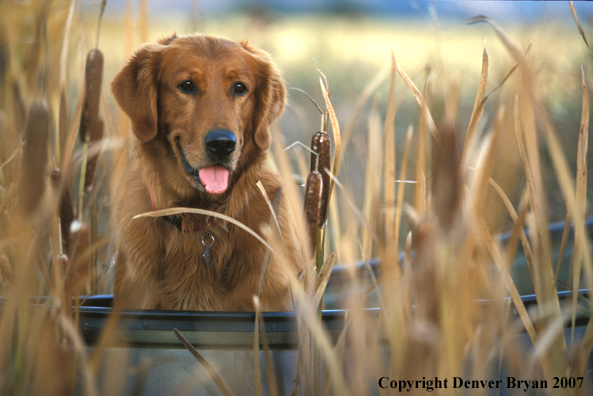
202,231 -> 214,268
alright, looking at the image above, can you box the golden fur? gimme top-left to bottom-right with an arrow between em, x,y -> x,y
111,34 -> 303,311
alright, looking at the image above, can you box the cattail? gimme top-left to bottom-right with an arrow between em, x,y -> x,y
310,131 -> 331,227
67,220 -> 89,295
79,49 -> 104,193
431,121 -> 461,232
303,171 -> 323,258
0,251 -> 12,287
57,89 -> 69,164
18,98 -> 50,215
79,49 -> 103,143
84,118 -> 104,192
51,169 -> 74,251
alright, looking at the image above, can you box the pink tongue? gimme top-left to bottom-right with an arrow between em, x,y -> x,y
198,166 -> 229,194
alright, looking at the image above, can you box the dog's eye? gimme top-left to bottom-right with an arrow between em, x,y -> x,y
232,82 -> 247,96
178,80 -> 197,94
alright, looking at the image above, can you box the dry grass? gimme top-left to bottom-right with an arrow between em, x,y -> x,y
0,1 -> 592,395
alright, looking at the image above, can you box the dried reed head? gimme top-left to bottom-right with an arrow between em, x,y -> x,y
79,49 -> 103,143
310,131 -> 331,227
303,171 -> 322,258
17,98 -> 50,216
431,121 -> 461,232
79,49 -> 104,192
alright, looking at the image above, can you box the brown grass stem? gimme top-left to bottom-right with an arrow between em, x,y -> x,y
173,329 -> 234,396
134,208 -> 282,259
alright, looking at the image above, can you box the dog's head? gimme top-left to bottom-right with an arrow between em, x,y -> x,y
111,34 -> 285,195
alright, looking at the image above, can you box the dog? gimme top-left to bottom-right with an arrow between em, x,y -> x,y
111,34 -> 304,311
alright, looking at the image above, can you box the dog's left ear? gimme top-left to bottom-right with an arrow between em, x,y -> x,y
242,42 -> 286,150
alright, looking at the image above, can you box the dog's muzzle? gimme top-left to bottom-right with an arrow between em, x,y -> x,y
176,130 -> 236,195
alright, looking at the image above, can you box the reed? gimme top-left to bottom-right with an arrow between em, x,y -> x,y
17,99 -> 50,217
303,170 -> 323,259
310,131 -> 331,228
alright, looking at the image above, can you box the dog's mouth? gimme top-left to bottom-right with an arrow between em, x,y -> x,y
177,141 -> 230,195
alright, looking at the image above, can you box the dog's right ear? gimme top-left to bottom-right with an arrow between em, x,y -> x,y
111,43 -> 166,143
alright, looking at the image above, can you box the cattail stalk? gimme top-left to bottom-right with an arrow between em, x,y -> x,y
96,0 -> 107,49
77,48 -> 104,226
67,220 -> 90,297
51,169 -> 75,253
303,169 -> 323,396
78,143 -> 88,221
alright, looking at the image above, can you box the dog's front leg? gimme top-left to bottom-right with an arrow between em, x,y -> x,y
114,250 -> 162,309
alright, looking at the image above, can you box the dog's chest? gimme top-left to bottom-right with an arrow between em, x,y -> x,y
158,227 -> 247,310
161,226 -> 229,273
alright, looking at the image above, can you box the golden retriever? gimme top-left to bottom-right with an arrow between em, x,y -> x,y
111,34 -> 303,311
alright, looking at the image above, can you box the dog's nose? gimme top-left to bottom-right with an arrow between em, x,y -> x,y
205,129 -> 236,158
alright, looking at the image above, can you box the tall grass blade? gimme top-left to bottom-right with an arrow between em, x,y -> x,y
0,141 -> 25,171
461,42 -> 488,168
319,79 -> 341,211
478,218 -> 539,345
413,77 -> 430,214
58,89 -> 69,165
394,125 -> 413,255
570,1 -> 592,57
57,0 -> 76,162
252,297 -> 263,396
313,253 -> 336,308
0,184 -> 14,217
256,185 -> 284,296
553,214 -> 572,285
139,0 -> 149,43
393,57 -> 439,143
254,297 -> 279,396
173,329 -> 234,396
383,50 -> 397,244
571,67 -> 590,344
96,0 -> 107,49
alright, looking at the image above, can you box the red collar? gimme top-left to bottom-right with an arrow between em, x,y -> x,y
148,187 -> 217,232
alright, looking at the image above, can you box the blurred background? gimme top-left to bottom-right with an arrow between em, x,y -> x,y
96,0 -> 592,232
